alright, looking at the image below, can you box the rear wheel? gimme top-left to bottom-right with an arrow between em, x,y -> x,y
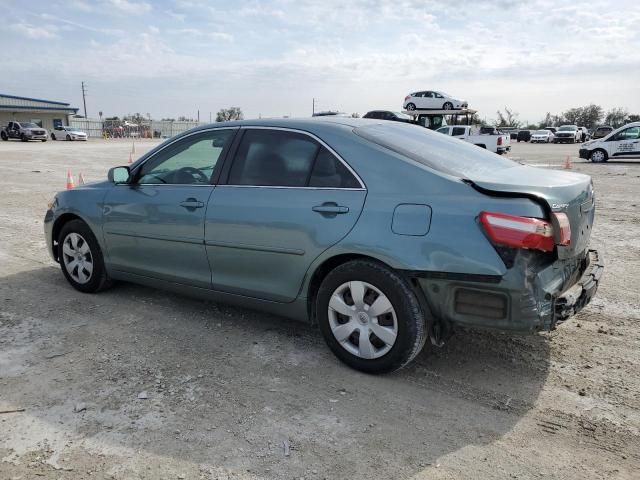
58,219 -> 112,293
589,149 -> 608,163
316,260 -> 427,374
1,132 -> 7,141
406,103 -> 416,111
443,102 -> 453,110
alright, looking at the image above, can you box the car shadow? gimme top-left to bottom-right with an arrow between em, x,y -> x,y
1,266 -> 550,479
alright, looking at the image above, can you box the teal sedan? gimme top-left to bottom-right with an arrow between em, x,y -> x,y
44,118 -> 602,373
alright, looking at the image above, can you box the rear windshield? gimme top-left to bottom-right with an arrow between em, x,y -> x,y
354,122 -> 517,178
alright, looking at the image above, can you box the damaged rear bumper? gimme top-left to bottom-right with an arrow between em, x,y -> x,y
553,249 -> 603,327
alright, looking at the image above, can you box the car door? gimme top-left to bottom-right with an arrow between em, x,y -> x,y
606,126 -> 640,157
102,128 -> 237,287
205,127 -> 367,302
423,91 -> 437,109
412,92 -> 426,109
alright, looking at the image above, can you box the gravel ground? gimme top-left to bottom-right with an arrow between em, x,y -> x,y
0,138 -> 638,480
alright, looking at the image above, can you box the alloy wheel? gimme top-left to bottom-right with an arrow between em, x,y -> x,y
328,281 -> 398,359
62,232 -> 94,284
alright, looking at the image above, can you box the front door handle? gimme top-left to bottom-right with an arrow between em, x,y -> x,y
180,198 -> 204,209
312,203 -> 349,215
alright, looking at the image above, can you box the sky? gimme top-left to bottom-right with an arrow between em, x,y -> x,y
1,0 -> 639,123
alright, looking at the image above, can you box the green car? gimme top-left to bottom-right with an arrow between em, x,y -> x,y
44,118 -> 602,373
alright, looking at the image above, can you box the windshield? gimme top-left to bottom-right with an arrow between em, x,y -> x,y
394,112 -> 412,120
354,122 -> 517,178
559,126 -> 577,131
19,122 -> 39,128
534,130 -> 548,135
66,127 -> 81,132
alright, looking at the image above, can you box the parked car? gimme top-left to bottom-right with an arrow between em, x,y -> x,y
531,130 -> 555,143
579,122 -> 640,162
51,125 -> 88,141
554,125 -> 581,143
363,111 -> 413,123
517,130 -> 532,142
403,91 -> 468,111
591,125 -> 614,139
577,127 -> 590,142
44,118 -> 601,373
436,125 -> 510,154
1,121 -> 47,142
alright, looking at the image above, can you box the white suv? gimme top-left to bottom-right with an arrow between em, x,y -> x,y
579,122 -> 640,162
553,125 -> 580,143
403,91 -> 468,111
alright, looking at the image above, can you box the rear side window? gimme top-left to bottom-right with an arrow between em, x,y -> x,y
229,130 -> 319,186
309,147 -> 360,188
452,127 -> 466,136
354,123 -> 517,178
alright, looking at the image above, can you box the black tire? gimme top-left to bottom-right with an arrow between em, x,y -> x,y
316,260 -> 427,374
66,134 -> 72,141
58,219 -> 112,293
443,102 -> 453,110
51,133 -> 56,140
589,148 -> 608,163
42,139 -> 46,142
406,103 -> 416,111
21,134 -> 28,142
1,132 -> 7,141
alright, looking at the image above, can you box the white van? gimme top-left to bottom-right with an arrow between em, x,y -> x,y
579,122 -> 640,162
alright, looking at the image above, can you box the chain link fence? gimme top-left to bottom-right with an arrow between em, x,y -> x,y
69,119 -> 203,139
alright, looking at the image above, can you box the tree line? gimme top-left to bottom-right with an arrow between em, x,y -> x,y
495,105 -> 639,130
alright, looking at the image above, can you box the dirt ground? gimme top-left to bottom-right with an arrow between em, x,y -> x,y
0,138 -> 638,480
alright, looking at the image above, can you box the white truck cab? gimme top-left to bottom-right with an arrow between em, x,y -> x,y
579,122 -> 640,162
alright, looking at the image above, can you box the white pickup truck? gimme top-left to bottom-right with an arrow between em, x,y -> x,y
435,125 -> 511,154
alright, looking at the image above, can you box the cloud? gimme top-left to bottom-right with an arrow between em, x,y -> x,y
108,0 -> 151,15
10,23 -> 58,39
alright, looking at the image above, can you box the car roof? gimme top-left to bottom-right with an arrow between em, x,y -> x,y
189,116 -> 386,132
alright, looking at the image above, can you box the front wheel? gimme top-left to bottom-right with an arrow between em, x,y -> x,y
443,102 -> 453,110
405,103 -> 416,111
21,134 -> 28,142
66,134 -> 72,141
51,133 -> 56,140
316,260 -> 427,374
58,219 -> 113,293
589,149 -> 608,163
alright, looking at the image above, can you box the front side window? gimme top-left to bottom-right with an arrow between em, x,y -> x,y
436,127 -> 450,134
137,129 -> 234,185
612,126 -> 640,141
452,127 -> 467,136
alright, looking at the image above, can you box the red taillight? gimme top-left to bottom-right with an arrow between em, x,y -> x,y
497,136 -> 502,146
479,211 -> 555,252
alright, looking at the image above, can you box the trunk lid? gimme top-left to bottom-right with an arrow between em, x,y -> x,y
469,165 -> 595,259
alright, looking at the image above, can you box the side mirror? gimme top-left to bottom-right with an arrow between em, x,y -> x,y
108,166 -> 131,184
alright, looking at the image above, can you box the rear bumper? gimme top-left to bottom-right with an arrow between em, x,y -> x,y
553,249 -> 603,327
413,248 -> 602,333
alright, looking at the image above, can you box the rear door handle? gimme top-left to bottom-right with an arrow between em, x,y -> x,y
180,198 -> 204,209
312,203 -> 349,215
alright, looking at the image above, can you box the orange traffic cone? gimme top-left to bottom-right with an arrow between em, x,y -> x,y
128,152 -> 133,164
78,172 -> 86,185
66,170 -> 75,189
564,156 -> 572,169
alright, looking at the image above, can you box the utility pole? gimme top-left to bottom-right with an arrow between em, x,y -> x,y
312,98 -> 315,116
197,109 -> 200,122
81,81 -> 88,118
